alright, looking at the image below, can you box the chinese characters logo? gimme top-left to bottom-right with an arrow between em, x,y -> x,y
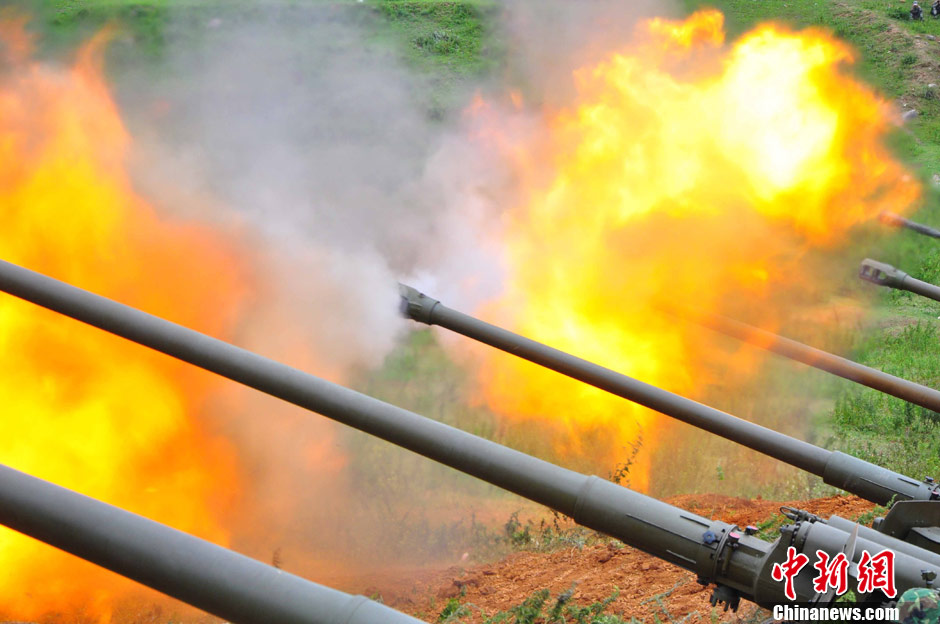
771,547 -> 896,601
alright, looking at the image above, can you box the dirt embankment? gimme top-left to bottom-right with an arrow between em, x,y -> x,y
381,494 -> 877,623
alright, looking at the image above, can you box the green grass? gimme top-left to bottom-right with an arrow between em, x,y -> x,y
33,0 -> 497,116
434,584 -> 770,624
374,2 -> 497,74
827,323 -> 940,481
24,1 -> 169,59
438,588 -> 637,624
368,1 -> 501,116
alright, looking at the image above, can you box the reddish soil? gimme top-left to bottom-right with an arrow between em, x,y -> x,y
381,494 -> 877,623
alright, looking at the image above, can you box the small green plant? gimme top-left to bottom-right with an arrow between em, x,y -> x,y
888,6 -> 910,19
608,435 -> 644,487
504,511 -> 533,547
755,513 -> 788,541
414,29 -> 459,54
486,589 -> 549,624
854,504 -> 889,527
439,596 -> 473,622
500,510 -> 602,553
559,589 -> 622,624
902,52 -> 918,65
640,580 -> 694,623
841,589 -> 857,602
477,588 -> 631,624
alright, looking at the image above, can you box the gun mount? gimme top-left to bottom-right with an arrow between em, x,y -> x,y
0,260 -> 938,613
860,258 -> 940,303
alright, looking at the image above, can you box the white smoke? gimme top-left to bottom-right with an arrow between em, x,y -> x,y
107,0 -> 679,579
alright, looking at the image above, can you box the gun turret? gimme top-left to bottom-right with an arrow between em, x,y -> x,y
879,211 -> 940,240
860,258 -> 940,303
0,260 -> 938,612
670,307 -> 940,414
0,463 -> 422,624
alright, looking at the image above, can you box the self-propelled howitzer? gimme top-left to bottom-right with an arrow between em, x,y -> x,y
0,260 -> 938,612
398,284 -> 940,557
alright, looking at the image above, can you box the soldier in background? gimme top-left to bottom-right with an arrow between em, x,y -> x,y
912,1 -> 924,20
931,0 -> 939,18
897,586 -> 940,624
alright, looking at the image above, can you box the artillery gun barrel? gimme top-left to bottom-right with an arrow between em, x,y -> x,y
879,211 -> 940,240
398,284 -> 939,507
0,260 -> 937,609
860,258 -> 940,303
674,308 -> 940,414
0,463 -> 422,624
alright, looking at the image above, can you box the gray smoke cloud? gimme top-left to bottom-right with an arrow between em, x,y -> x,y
112,2 -> 512,581
499,0 -> 682,105
124,5 -> 436,375
107,0 -> 681,588
121,0 -> 679,372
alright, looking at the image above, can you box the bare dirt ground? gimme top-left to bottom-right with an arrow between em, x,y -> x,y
377,494 -> 877,623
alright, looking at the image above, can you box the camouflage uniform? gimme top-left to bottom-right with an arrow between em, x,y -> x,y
898,587 -> 940,624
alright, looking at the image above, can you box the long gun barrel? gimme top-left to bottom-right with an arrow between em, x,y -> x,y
0,463 -> 422,624
879,211 -> 940,240
0,259 -> 938,611
673,308 -> 940,414
860,258 -> 940,303
398,284 -> 939,507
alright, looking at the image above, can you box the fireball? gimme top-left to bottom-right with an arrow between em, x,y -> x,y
475,11 -> 918,490
0,20 -> 248,619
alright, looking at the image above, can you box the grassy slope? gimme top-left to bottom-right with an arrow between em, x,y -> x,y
369,1 -> 500,116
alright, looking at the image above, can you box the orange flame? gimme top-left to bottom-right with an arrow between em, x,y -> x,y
0,22 -> 248,619
475,11 -> 918,490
